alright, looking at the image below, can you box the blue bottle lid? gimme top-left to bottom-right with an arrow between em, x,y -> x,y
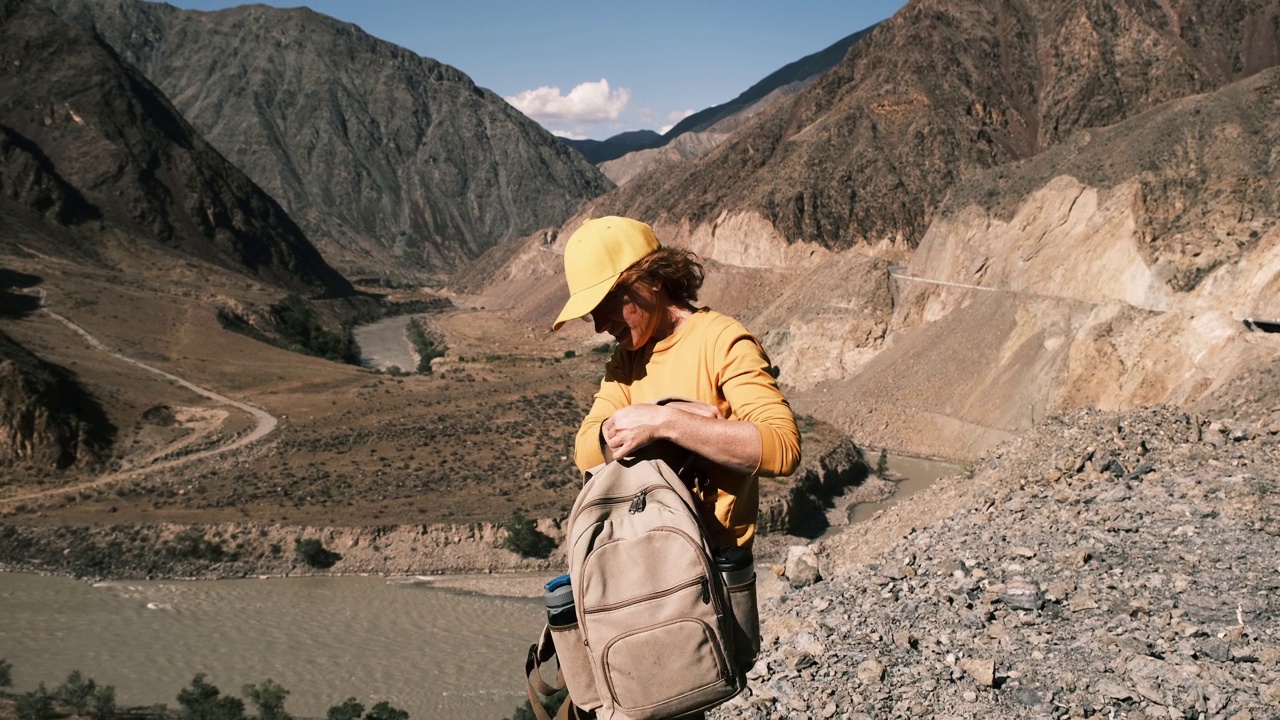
544,574 -> 571,592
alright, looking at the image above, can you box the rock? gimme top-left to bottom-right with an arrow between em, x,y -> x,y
785,545 -> 822,588
998,579 -> 1044,611
857,659 -> 885,685
958,658 -> 995,687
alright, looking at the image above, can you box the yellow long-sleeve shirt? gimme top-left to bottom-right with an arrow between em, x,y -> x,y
574,309 -> 800,547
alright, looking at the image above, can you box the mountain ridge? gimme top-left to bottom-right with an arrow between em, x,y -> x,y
44,0 -> 614,283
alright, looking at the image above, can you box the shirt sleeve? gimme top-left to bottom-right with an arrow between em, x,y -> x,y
717,327 -> 801,478
574,354 -> 631,473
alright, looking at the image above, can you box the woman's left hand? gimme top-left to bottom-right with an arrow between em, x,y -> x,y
602,403 -> 673,459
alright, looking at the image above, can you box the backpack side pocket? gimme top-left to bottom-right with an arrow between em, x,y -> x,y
727,574 -> 760,674
549,622 -> 601,710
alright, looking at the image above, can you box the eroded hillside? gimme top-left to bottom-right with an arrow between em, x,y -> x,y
44,0 -> 613,283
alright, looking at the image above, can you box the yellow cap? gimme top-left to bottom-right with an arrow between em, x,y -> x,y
552,216 -> 659,330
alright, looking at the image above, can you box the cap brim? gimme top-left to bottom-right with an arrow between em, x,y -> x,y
551,273 -> 619,330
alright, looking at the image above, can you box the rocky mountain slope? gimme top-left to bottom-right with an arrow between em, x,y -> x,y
597,0 -> 1279,252
718,405 -> 1280,719
0,0 -> 351,298
465,0 -> 1280,462
564,26 -> 875,172
44,0 -> 613,284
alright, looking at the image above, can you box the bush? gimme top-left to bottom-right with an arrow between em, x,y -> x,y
294,538 -> 341,569
166,529 -> 227,562
363,702 -> 408,720
269,294 -> 359,365
326,698 -> 364,720
406,318 -> 446,374
562,350 -> 576,358
502,512 -> 555,558
91,685 -> 117,720
17,683 -> 54,720
0,657 -> 11,688
177,673 -> 246,720
875,449 -> 890,478
242,679 -> 290,720
55,670 -> 97,714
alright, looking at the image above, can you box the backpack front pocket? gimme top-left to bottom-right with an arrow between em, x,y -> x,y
601,617 -> 734,718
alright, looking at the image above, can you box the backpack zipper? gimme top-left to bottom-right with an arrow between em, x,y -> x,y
628,490 -> 647,514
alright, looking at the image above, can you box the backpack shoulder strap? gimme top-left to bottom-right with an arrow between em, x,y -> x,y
525,623 -> 564,720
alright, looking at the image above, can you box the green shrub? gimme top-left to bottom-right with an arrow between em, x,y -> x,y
294,538 -> 341,569
177,673 -> 246,720
17,683 -> 54,720
0,657 -> 11,688
326,698 -> 364,720
591,342 -> 613,354
875,449 -> 890,478
55,670 -> 97,714
562,350 -> 576,358
364,701 -> 408,720
243,679 -> 290,720
90,685 -> 117,720
269,294 -> 359,365
502,512 -> 555,558
406,318 -> 446,374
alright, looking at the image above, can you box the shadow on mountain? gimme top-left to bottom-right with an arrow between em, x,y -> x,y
0,330 -> 116,469
0,268 -> 42,318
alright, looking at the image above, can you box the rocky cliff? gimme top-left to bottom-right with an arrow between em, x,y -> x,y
0,328 -> 113,470
595,0 -> 1279,253
467,0 -> 1280,462
0,0 -> 351,298
44,0 -> 613,283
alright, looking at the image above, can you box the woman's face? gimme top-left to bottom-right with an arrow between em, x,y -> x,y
588,279 -> 666,351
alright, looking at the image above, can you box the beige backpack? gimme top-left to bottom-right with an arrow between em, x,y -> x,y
526,454 -> 758,720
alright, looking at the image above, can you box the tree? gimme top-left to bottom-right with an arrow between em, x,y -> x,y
16,683 -> 53,720
294,538 -> 341,569
326,698 -> 364,720
363,701 -> 408,720
875,449 -> 890,478
54,670 -> 97,714
0,658 -> 11,689
91,685 -> 118,720
243,679 -> 290,720
502,511 -> 555,558
177,673 -> 246,720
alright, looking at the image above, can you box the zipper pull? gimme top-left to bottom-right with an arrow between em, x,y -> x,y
628,490 -> 647,514
700,577 -> 710,604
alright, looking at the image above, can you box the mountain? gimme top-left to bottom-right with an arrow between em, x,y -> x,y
466,0 -> 1280,462
661,26 -> 876,141
44,0 -> 614,284
561,27 -> 875,170
561,130 -> 663,165
0,0 -> 351,297
594,0 -> 1280,251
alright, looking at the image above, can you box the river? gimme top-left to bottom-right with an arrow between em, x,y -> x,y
0,573 -> 544,720
0,457 -> 958,720
352,315 -> 429,372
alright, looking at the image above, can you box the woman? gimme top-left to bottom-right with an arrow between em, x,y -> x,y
553,215 -> 800,549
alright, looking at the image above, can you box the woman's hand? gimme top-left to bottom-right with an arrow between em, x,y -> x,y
602,403 -> 671,459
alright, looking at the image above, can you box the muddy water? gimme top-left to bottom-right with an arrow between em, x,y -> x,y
352,315 -> 427,371
846,453 -> 961,524
0,573 -> 544,720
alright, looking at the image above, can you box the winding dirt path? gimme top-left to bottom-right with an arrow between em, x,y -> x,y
0,290 -> 278,507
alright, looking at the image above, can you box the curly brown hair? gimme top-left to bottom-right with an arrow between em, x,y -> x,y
618,246 -> 705,307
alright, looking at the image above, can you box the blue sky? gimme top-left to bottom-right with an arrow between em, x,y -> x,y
168,1 -> 909,140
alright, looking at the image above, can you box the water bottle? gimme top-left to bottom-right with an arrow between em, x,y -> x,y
713,546 -> 754,587
544,574 -> 576,627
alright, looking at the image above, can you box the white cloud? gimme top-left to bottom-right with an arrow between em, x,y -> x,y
505,79 -> 630,124
659,109 -> 695,135
551,128 -> 589,140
